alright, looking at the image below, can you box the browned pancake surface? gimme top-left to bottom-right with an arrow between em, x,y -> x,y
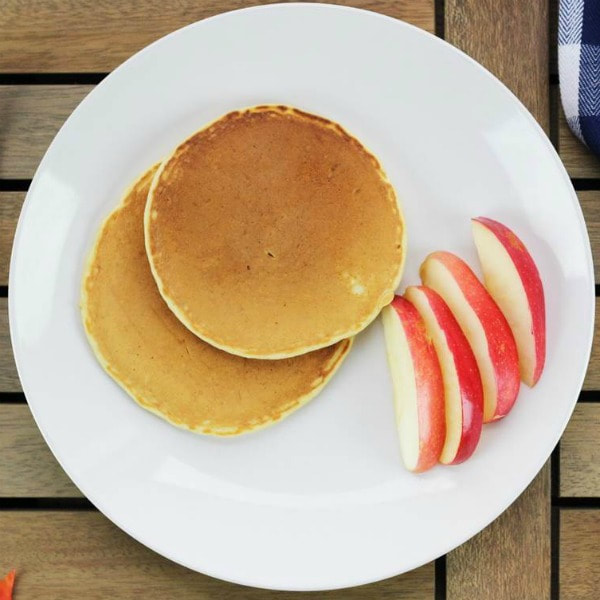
145,106 -> 405,358
82,167 -> 351,435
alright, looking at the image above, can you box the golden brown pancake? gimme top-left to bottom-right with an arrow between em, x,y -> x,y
81,167 -> 352,436
145,106 -> 405,359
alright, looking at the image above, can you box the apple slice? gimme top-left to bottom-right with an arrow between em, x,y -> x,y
381,296 -> 445,472
472,217 -> 546,387
420,251 -> 520,422
405,286 -> 483,464
0,570 -> 15,600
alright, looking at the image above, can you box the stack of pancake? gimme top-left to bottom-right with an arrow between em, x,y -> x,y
81,106 -> 406,435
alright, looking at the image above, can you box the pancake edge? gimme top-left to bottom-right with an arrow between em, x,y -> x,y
80,167 -> 354,436
144,105 -> 407,359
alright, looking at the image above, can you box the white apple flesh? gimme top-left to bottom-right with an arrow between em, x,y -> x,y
382,296 -> 445,472
472,217 -> 546,386
420,251 -> 520,422
405,285 -> 484,464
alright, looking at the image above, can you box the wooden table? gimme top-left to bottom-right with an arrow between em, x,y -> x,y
0,1 -> 598,598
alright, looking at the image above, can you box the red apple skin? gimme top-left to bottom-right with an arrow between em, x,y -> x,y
389,296 -> 445,472
406,286 -> 483,464
421,251 -> 520,421
472,217 -> 546,386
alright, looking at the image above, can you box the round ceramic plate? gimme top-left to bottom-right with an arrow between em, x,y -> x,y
10,3 -> 594,591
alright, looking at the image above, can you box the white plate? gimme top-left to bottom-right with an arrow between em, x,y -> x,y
9,3 -> 594,591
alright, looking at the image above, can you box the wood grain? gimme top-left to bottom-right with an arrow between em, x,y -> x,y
0,0 -> 435,73
0,298 -> 20,392
445,0 -> 549,134
0,404 -> 81,497
1,390 -> 596,501
0,510 -> 434,599
447,464 -> 551,600
0,192 -> 24,286
559,99 -> 600,178
560,510 -> 600,600
4,186 -> 593,290
580,192 -> 599,393
560,404 -> 600,497
0,297 -> 576,393
0,85 -> 92,179
445,2 -> 551,598
578,191 -> 600,282
583,301 -> 600,391
1,186 -> 597,301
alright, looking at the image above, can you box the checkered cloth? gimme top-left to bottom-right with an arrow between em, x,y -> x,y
559,0 -> 600,155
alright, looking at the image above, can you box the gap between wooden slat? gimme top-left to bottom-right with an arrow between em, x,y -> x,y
434,0 -> 444,38
0,180 -> 30,192
0,498 -> 92,510
0,73 -> 107,85
551,506 -> 560,600
578,391 -> 600,402
549,0 -> 557,76
435,556 -> 447,600
555,498 -> 600,509
0,393 -> 26,404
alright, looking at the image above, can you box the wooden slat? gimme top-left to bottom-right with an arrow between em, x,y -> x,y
2,389 -> 596,501
576,190 -> 598,391
0,404 -> 81,497
0,298 -> 20,392
577,191 -> 599,392
445,1 -> 549,133
0,511 -> 434,599
0,2 -> 433,180
584,302 -> 600,391
559,100 -> 600,178
447,465 -> 550,600
0,0 -> 435,73
560,403 -> 600,497
445,2 -> 551,598
2,120 -> 595,282
0,192 -> 24,286
560,510 -> 600,600
0,299 -> 578,393
3,150 -> 597,289
2,190 -> 597,389
579,191 -> 600,282
2,385 -> 595,502
0,86 -> 92,179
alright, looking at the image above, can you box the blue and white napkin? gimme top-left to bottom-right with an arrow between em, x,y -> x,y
559,0 -> 600,155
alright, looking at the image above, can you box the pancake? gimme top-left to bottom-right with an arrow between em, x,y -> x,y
81,167 -> 352,436
145,106 -> 405,359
